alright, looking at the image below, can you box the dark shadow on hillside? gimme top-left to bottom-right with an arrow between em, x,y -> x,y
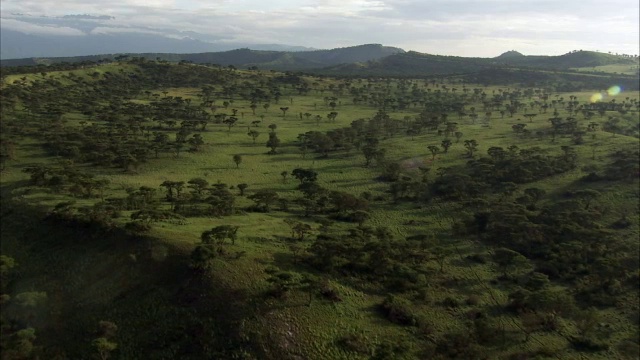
0,192 -> 266,359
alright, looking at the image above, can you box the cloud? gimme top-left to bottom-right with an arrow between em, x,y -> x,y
0,0 -> 638,56
0,18 -> 86,36
90,26 -> 169,36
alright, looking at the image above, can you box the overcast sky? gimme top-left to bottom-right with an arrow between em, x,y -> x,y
1,0 -> 639,57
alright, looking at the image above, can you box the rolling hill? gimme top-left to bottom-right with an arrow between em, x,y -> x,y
319,50 -> 638,76
0,44 -> 406,70
2,46 -> 636,82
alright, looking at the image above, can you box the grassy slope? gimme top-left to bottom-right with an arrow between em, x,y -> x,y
1,63 -> 639,359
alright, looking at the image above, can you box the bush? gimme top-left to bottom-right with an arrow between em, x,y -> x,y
524,272 -> 550,290
337,332 -> 371,354
441,296 -> 461,308
465,295 -> 482,306
570,336 -> 610,352
380,295 -> 420,326
466,253 -> 488,264
581,172 -> 603,182
124,221 -> 151,233
617,340 -> 640,360
610,215 -> 632,229
435,331 -> 486,359
319,282 -> 342,302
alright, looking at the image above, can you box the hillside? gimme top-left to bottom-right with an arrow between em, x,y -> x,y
2,46 -> 637,83
494,50 -> 638,68
0,44 -> 405,70
318,51 -> 492,76
316,51 -> 639,92
1,59 -> 638,359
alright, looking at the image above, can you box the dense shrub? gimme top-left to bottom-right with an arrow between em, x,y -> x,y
380,295 -> 421,326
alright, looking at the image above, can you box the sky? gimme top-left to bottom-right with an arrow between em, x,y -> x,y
1,0 -> 639,57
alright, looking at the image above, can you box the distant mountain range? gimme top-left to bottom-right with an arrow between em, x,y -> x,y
0,44 -> 406,69
1,43 -> 637,90
0,28 -> 314,60
317,50 -> 638,76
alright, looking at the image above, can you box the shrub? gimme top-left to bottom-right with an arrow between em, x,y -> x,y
570,336 -> 610,352
337,332 -> 371,354
319,282 -> 342,302
465,295 -> 482,306
380,295 -> 420,326
435,332 -> 486,359
466,253 -> 488,264
525,272 -> 550,290
441,296 -> 461,308
124,221 -> 151,233
617,340 -> 640,360
610,215 -> 632,229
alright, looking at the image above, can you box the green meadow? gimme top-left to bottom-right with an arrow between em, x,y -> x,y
1,60 -> 638,359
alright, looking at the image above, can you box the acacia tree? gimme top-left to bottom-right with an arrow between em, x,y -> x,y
223,117 -> 238,132
427,145 -> 440,160
266,132 -> 281,154
362,139 -> 383,167
92,321 -> 118,360
524,113 -> 537,123
440,139 -> 452,153
160,180 -> 185,201
247,130 -> 260,144
464,139 -> 479,157
201,225 -> 239,245
188,134 -> 204,152
573,189 -> 600,209
188,178 -> 209,199
351,210 -> 371,227
190,244 -> 216,271
291,168 -> 318,183
492,248 -> 529,278
248,190 -> 279,212
280,170 -> 289,183
232,154 -> 242,168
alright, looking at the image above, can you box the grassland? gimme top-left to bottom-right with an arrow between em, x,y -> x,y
571,64 -> 640,76
1,60 -> 638,359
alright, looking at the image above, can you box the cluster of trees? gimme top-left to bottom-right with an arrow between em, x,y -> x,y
462,68 -> 640,92
191,225 -> 240,270
383,144 -> 580,203
2,255 -> 117,360
23,164 -> 110,199
308,227 -> 440,293
2,57 -> 639,359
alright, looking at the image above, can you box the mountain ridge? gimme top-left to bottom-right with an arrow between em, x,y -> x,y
0,28 -> 316,60
1,45 -> 637,85
0,44 -> 406,69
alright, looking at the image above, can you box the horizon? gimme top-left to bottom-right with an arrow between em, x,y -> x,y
1,0 -> 638,58
1,43 -> 637,61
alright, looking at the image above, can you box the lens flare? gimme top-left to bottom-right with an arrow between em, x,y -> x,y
590,93 -> 603,103
607,85 -> 621,96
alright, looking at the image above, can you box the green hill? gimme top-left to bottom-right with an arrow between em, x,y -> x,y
315,51 -> 639,91
495,50 -> 525,59
494,50 -> 638,68
0,44 -> 405,70
318,51 -> 492,76
1,59 -> 638,360
2,46 -> 636,81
